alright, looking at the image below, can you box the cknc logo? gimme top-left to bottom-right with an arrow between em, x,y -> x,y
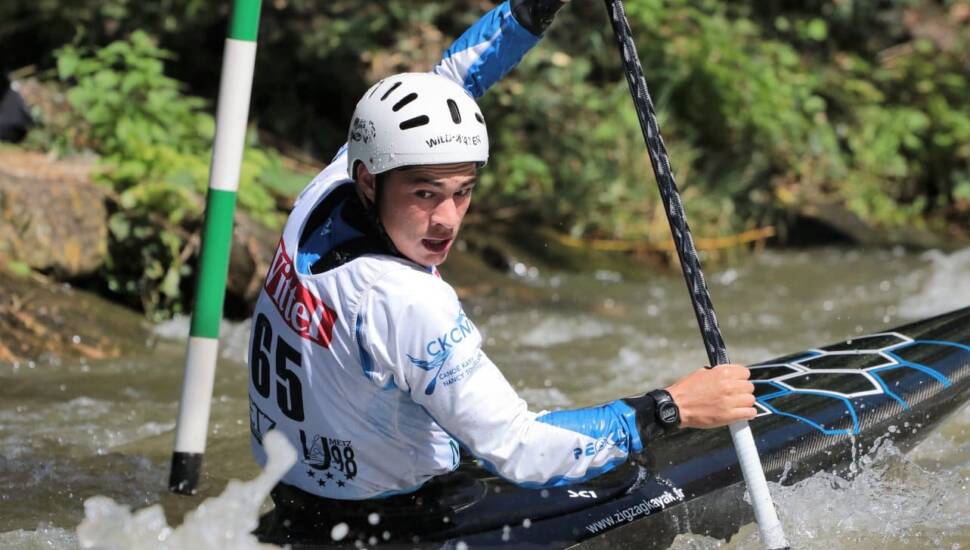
407,309 -> 476,395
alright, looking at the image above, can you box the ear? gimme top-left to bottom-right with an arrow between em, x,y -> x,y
355,162 -> 377,203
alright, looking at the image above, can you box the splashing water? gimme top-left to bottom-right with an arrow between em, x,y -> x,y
670,435 -> 970,549
75,431 -> 295,550
899,247 -> 970,319
3,247 -> 968,549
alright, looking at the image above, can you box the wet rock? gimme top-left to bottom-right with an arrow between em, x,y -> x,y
0,269 -> 147,365
794,202 -> 950,249
0,149 -> 108,277
0,148 -> 281,319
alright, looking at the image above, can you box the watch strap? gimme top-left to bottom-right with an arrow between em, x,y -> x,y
621,392 -> 666,444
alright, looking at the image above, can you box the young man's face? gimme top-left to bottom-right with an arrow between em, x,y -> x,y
360,162 -> 478,267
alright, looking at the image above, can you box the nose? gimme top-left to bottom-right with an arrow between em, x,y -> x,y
430,197 -> 460,232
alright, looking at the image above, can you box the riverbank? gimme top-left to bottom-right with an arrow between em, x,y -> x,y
1,143 -> 968,365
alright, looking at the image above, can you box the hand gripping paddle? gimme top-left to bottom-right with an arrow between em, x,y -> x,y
601,1 -> 790,548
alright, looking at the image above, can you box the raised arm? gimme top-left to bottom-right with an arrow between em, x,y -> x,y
309,1 -> 567,193
433,0 -> 568,98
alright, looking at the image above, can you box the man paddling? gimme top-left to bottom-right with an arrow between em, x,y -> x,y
251,0 -> 756,537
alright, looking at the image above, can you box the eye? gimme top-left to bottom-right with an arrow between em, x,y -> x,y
455,186 -> 475,198
415,189 -> 436,200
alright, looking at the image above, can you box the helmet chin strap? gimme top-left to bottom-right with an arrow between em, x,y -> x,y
356,172 -> 405,260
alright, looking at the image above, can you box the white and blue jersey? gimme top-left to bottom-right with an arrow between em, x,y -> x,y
250,1 -> 649,500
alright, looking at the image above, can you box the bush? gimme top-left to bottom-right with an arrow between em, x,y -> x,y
48,32 -> 286,317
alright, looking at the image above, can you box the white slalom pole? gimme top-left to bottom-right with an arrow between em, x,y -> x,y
168,0 -> 263,495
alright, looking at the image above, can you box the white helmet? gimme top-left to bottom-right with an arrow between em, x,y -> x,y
346,72 -> 489,179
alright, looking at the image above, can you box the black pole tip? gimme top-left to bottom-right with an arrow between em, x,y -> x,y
168,452 -> 203,495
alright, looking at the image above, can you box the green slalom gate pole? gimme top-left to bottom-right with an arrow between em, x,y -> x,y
169,0 -> 262,495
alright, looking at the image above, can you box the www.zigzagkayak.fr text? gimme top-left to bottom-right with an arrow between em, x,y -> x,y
585,487 -> 685,534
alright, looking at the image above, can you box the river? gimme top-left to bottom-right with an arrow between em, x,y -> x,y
1,246 -> 968,548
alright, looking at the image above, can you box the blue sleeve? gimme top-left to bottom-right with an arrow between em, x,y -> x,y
433,1 -> 542,99
536,400 -> 645,460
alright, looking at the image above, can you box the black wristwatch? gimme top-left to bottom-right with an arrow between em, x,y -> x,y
621,389 -> 681,444
648,389 -> 681,433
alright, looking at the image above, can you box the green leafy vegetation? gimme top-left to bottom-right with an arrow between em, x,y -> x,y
477,0 -> 970,240
30,32 -> 298,317
4,0 -> 969,317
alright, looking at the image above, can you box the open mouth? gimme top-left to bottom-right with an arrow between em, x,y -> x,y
422,238 -> 452,253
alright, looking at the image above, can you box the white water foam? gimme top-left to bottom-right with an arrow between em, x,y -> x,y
152,315 -> 252,364
75,430 -> 295,549
151,315 -> 192,341
899,247 -> 970,319
670,438 -> 970,549
0,526 -> 77,549
517,315 -> 617,347
0,395 -> 175,454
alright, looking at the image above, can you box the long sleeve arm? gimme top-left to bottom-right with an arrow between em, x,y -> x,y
433,1 -> 543,99
307,1 -> 556,199
358,269 -> 651,488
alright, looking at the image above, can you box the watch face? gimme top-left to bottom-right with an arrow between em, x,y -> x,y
658,403 -> 679,424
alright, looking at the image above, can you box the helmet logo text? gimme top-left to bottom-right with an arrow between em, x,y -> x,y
350,117 -> 376,144
426,133 -> 482,149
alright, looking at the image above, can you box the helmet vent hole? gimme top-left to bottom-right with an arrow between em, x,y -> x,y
392,93 -> 418,112
447,99 -> 462,124
368,79 -> 386,98
399,115 -> 430,130
380,81 -> 402,101
474,112 -> 484,124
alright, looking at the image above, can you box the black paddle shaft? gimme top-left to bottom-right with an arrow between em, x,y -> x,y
602,0 -> 729,368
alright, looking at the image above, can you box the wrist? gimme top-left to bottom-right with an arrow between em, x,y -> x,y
664,384 -> 690,427
510,0 -> 567,36
622,389 -> 680,445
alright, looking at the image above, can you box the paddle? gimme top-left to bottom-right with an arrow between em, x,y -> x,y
601,1 -> 789,548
